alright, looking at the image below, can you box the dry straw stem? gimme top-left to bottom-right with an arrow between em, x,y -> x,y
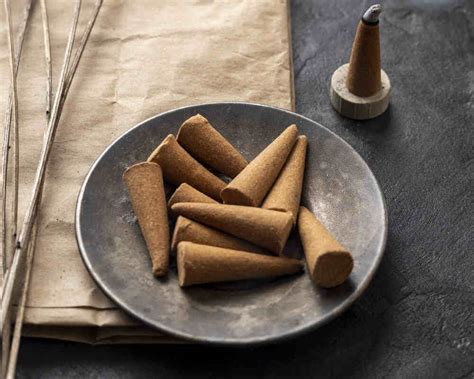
2,3 -> 103,376
177,242 -> 303,287
6,1 -> 52,373
2,0 -> 20,280
4,1 -> 103,377
6,223 -> 38,379
40,0 -> 52,117
0,1 -> 33,375
0,0 -> 33,280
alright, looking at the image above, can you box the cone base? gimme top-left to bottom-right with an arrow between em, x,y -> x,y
330,64 -> 390,120
312,251 -> 354,288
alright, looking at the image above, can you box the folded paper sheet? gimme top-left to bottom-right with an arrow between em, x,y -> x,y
0,0 -> 294,343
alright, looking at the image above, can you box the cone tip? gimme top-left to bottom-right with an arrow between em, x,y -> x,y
362,4 -> 382,24
123,161 -> 160,179
179,114 -> 207,130
220,187 -> 256,206
147,134 -> 176,162
288,124 -> 298,133
170,202 -> 187,214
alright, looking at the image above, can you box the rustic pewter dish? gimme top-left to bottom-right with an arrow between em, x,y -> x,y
76,102 -> 387,344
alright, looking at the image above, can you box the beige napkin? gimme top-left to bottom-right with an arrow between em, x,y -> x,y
0,0 -> 294,343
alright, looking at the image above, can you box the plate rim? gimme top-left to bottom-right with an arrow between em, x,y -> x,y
75,101 -> 388,345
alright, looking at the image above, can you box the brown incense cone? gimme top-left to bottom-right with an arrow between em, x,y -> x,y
298,207 -> 353,288
262,135 -> 308,224
177,242 -> 303,287
171,216 -> 267,255
176,114 -> 248,178
221,124 -> 298,206
171,203 -> 293,255
147,134 -> 226,200
329,4 -> 390,120
346,20 -> 381,96
168,183 -> 218,208
123,162 -> 169,276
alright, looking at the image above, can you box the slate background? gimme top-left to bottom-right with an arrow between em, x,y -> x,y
17,0 -> 473,377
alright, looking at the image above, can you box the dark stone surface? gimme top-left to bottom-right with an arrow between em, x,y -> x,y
17,0 -> 473,377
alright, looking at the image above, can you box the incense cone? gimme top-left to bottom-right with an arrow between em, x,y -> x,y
177,242 -> 303,287
147,134 -> 226,200
168,183 -> 218,208
262,136 -> 307,224
330,4 -> 390,120
123,162 -> 169,276
347,19 -> 381,96
298,207 -> 353,288
221,124 -> 298,206
171,203 -> 293,255
171,216 -> 267,255
176,114 -> 248,178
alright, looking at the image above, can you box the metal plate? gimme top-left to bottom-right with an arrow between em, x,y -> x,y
76,102 -> 387,344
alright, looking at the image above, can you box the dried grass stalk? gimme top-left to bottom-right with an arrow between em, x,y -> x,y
0,0 -> 33,280
0,0 -> 33,376
40,0 -> 53,117
3,1 -> 103,377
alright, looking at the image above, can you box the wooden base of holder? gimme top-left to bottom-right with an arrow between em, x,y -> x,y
330,63 -> 390,120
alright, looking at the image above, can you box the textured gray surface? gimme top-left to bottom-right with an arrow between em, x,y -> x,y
17,0 -> 474,377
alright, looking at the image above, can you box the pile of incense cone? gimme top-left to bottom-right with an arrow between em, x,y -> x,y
123,114 -> 354,288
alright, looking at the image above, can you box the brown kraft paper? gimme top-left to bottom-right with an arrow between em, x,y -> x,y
0,0 -> 294,343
